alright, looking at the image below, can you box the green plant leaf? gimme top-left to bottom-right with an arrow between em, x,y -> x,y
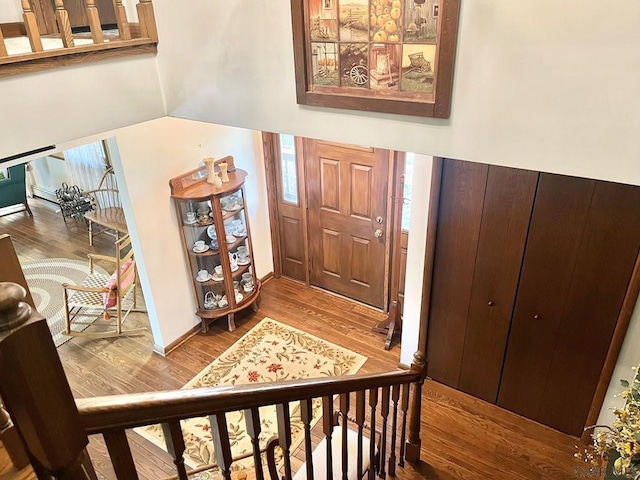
621,379 -> 630,388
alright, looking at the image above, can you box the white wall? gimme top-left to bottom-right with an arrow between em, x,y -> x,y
0,55 -> 165,160
0,0 -> 21,23
28,155 -> 72,202
61,118 -> 273,350
399,155 -> 432,366
154,0 -> 640,187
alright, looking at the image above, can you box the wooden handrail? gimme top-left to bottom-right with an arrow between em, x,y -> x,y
77,369 -> 422,433
0,0 -> 158,77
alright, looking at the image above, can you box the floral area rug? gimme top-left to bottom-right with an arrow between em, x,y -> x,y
22,258 -> 108,347
135,318 -> 367,477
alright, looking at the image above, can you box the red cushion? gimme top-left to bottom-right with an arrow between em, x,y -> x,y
102,259 -> 135,308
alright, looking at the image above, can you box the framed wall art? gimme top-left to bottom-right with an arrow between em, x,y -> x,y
290,0 -> 460,118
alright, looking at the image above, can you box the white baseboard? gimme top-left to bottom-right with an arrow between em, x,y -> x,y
31,184 -> 58,203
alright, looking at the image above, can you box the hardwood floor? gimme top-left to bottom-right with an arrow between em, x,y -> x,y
0,199 -> 586,479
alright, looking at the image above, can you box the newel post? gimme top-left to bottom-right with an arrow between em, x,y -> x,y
0,282 -> 96,479
405,351 -> 427,464
54,0 -> 74,48
137,0 -> 158,42
21,0 -> 43,52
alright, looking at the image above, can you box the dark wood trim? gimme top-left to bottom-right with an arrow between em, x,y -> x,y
260,271 -> 275,284
0,40 -> 156,77
289,0 -> 460,118
152,325 -> 201,357
581,249 -> 640,444
418,157 -> 443,354
261,132 -> 283,279
297,136 -> 310,285
77,369 -> 422,433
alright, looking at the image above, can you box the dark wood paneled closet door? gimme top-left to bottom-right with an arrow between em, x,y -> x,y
457,166 -> 538,402
427,160 -> 488,387
497,175 -> 640,436
427,160 -> 538,396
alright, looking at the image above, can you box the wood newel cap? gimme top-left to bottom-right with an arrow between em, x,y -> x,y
409,351 -> 427,380
86,0 -> 96,7
21,0 -> 32,12
55,0 -> 65,9
0,283 -> 32,333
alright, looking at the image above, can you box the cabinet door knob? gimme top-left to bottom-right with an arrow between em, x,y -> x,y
533,314 -> 540,320
488,301 -> 494,306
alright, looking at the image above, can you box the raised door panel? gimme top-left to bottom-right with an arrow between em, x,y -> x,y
280,215 -> 306,280
536,181 -> 640,436
497,174 -> 596,421
457,166 -> 538,403
427,159 -> 489,388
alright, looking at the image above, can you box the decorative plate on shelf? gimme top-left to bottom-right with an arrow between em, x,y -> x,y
207,225 -> 217,239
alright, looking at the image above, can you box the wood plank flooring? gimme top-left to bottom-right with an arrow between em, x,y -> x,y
0,199 -> 587,479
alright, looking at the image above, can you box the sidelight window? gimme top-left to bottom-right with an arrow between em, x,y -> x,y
279,134 -> 299,205
401,153 -> 415,231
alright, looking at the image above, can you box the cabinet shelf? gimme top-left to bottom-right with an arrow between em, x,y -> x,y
170,163 -> 261,334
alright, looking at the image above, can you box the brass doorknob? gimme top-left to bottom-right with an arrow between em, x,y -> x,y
374,229 -> 383,238
488,301 -> 494,306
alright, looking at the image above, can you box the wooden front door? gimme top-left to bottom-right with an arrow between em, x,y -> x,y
305,140 -> 390,308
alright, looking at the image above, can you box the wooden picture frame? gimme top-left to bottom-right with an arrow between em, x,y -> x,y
290,0 -> 460,118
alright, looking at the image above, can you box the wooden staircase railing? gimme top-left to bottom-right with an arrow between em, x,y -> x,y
0,279 -> 428,479
0,0 -> 158,77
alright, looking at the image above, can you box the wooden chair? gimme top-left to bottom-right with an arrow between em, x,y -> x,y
62,234 -> 145,338
83,166 -> 128,246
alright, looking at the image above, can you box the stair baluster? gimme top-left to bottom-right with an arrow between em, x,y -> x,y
245,407 -> 265,480
85,0 -> 104,44
103,430 -> 138,479
355,391 -> 366,480
300,398 -> 315,480
398,382 -> 410,468
0,26 -> 8,57
368,388 -> 378,480
339,393 -> 349,480
114,0 -> 131,40
277,402 -> 294,480
322,396 -> 334,480
388,384 -> 400,477
161,421 -> 188,480
137,0 -> 158,42
210,413 -> 233,480
54,0 -> 73,48
379,386 -> 390,479
21,0 -> 43,52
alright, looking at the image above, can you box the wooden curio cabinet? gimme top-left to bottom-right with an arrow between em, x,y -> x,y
169,160 -> 261,332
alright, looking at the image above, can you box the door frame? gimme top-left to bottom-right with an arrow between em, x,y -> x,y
262,132 -> 402,313
418,157 -> 640,443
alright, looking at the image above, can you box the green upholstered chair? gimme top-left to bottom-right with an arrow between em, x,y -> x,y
0,164 -> 32,217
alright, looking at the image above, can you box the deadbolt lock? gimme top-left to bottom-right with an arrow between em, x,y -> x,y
376,216 -> 384,224
374,229 -> 383,238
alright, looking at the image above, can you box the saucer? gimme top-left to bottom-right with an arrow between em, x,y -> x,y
235,292 -> 244,303
226,235 -> 236,243
184,218 -> 198,225
193,245 -> 210,253
231,264 -> 239,272
196,274 -> 211,282
212,272 -> 224,281
234,228 -> 247,237
227,204 -> 242,212
237,258 -> 251,266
